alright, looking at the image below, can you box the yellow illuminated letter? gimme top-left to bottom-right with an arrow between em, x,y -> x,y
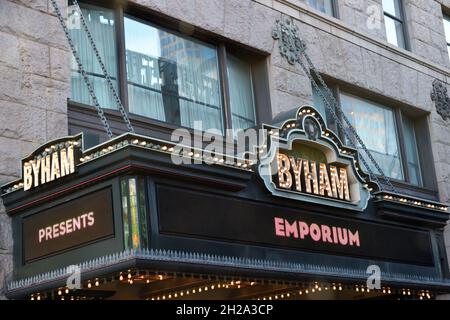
23,162 -> 32,191
277,153 -> 292,189
330,166 -> 351,201
60,145 -> 75,177
289,157 -> 303,192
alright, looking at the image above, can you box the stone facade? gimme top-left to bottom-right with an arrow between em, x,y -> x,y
0,0 -> 449,299
0,0 -> 70,299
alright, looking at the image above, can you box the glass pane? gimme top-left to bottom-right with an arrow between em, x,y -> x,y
384,15 -> 406,49
308,0 -> 334,16
382,0 -> 402,18
124,17 -> 223,133
227,54 -> 256,132
129,178 -> 140,249
340,93 -> 404,181
402,116 -> 422,186
138,178 -> 149,249
69,4 -> 118,109
444,16 -> 450,44
120,179 -> 130,250
447,45 -> 450,62
312,84 -> 328,122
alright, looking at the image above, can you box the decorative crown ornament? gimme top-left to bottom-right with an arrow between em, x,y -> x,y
272,17 -> 306,65
431,79 -> 450,121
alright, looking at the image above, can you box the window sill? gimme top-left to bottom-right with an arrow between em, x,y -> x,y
376,176 -> 438,201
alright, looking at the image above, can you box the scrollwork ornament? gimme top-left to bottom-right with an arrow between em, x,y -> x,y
431,79 -> 450,121
272,17 -> 306,65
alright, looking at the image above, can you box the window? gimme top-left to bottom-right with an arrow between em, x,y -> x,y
311,83 -> 424,187
443,15 -> 450,60
382,0 -> 407,49
227,54 -> 257,132
308,0 -> 335,16
340,93 -> 404,181
124,17 -> 224,132
70,4 -> 118,110
69,2 -> 258,136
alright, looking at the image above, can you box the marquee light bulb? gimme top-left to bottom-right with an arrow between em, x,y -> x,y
65,288 -> 69,294
58,290 -> 62,296
87,282 -> 92,289
95,280 -> 99,287
128,273 -> 132,279
119,273 -> 124,281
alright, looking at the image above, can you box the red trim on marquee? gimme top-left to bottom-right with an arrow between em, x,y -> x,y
8,165 -> 132,214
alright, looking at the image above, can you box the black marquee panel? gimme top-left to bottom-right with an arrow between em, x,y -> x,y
157,184 -> 434,266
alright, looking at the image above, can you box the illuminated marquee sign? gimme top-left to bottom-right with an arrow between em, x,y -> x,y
22,188 -> 114,263
259,106 -> 377,212
21,134 -> 83,191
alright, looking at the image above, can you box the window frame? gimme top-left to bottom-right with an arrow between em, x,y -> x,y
68,0 -> 271,141
307,0 -> 338,18
311,81 -> 436,196
382,0 -> 409,50
442,14 -> 450,61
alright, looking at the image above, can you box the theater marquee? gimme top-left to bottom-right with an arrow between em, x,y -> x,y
21,134 -> 83,191
259,106 -> 376,212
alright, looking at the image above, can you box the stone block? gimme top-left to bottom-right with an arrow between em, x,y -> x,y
46,110 -> 68,140
50,47 -> 70,82
0,32 -> 20,69
0,101 -> 47,142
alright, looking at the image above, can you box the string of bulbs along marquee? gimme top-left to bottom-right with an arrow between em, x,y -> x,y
27,269 -> 435,301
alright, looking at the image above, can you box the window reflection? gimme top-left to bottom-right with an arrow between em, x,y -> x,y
382,0 -> 406,49
443,16 -> 450,61
70,5 -> 118,109
125,17 -> 223,132
308,0 -> 334,16
340,93 -> 404,181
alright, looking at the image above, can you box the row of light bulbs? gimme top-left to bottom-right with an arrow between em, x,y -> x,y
30,271 -> 435,301
148,280 -> 248,301
381,194 -> 448,212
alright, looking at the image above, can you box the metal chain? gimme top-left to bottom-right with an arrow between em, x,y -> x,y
298,62 -> 385,189
300,53 -> 397,193
50,0 -> 113,139
72,0 -> 135,133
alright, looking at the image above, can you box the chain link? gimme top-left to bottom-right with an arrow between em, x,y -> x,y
50,0 -> 113,139
301,53 -> 397,193
72,0 -> 135,133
